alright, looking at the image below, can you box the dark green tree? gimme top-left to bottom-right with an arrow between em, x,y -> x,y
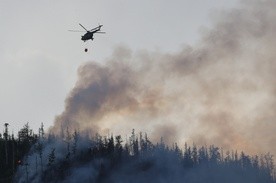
47,148 -> 56,167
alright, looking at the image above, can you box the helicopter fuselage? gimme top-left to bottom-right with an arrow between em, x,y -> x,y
81,32 -> 94,42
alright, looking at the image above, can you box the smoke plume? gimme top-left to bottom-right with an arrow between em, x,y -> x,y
50,0 -> 276,155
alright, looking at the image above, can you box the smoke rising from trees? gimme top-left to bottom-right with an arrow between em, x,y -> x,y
50,0 -> 276,156
12,129 -> 276,183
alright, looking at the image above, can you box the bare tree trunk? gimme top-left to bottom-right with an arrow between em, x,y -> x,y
12,138 -> 15,172
4,123 -> 9,166
36,155 -> 38,174
25,163 -> 29,183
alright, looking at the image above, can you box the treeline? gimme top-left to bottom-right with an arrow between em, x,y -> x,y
1,123 -> 276,183
12,127 -> 276,183
0,123 -> 41,183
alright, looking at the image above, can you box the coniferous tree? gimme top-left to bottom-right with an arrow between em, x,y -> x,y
65,127 -> 71,160
198,146 -> 208,164
209,145 -> 220,165
47,148 -> 56,167
36,141 -> 44,174
115,135 -> 123,160
72,130 -> 79,156
39,123 -> 45,140
192,144 -> 198,165
183,143 -> 193,168
174,143 -> 182,160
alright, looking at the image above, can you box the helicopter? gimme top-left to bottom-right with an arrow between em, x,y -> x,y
69,23 -> 105,42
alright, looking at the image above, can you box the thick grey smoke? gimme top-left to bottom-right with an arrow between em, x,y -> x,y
50,0 -> 276,155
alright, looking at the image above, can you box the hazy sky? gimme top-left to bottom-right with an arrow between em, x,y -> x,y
0,1 -> 239,134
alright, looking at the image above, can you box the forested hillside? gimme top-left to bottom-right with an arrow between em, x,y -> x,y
1,123 -> 275,183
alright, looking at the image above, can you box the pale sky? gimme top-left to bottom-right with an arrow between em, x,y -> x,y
0,0 -> 238,134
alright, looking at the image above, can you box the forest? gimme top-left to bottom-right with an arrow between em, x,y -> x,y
0,123 -> 276,183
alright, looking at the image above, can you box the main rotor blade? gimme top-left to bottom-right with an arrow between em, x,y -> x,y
68,30 -> 86,32
95,31 -> 106,34
79,23 -> 88,31
90,28 -> 99,31
90,25 -> 103,31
